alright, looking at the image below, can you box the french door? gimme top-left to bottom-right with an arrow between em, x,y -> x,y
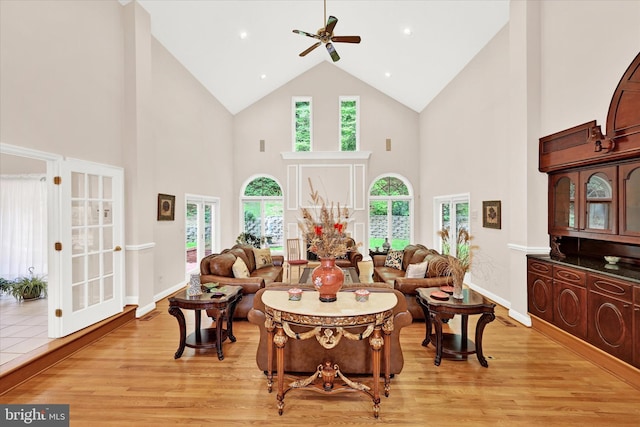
185,195 -> 219,276
57,159 -> 124,337
434,194 -> 470,257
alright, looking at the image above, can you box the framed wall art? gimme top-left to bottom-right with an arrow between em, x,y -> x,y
482,200 -> 501,229
157,193 -> 176,221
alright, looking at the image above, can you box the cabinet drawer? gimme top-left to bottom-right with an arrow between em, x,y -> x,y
553,266 -> 586,287
528,258 -> 552,276
588,273 -> 633,303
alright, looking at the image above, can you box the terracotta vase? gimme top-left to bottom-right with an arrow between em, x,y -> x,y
312,257 -> 344,302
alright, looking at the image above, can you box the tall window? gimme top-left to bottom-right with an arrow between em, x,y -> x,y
185,195 -> 219,275
241,176 -> 284,252
434,194 -> 470,257
292,97 -> 312,152
339,96 -> 359,151
369,175 -> 413,250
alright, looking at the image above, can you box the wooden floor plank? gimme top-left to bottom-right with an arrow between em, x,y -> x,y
1,297 -> 639,426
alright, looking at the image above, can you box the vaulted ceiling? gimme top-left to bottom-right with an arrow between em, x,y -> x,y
136,0 -> 509,114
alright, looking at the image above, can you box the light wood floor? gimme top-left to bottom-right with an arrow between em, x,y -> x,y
1,292 -> 639,426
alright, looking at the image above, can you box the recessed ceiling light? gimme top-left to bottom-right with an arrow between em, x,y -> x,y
385,72 -> 392,78
260,74 -> 267,80
239,31 -> 248,40
403,27 -> 412,36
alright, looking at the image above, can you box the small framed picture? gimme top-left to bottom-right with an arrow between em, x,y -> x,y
482,200 -> 501,229
157,193 -> 176,221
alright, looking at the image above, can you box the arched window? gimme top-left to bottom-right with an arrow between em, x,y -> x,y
240,176 -> 284,252
368,175 -> 413,251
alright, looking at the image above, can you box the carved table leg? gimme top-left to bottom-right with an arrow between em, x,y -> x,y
274,326 -> 287,415
475,311 -> 496,367
431,312 -> 443,366
168,305 -> 186,359
370,327 -> 383,418
419,297 -> 432,347
383,319 -> 392,397
265,317 -> 274,393
226,294 -> 241,343
211,307 -> 224,361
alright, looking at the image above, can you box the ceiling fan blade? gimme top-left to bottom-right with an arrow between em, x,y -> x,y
326,42 -> 340,62
331,36 -> 361,44
293,29 -> 320,39
325,15 -> 338,35
300,42 -> 321,57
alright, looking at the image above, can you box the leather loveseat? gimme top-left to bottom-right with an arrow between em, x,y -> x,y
199,244 -> 284,319
373,244 -> 453,320
247,283 -> 413,376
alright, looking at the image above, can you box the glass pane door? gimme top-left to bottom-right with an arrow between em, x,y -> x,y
369,200 -> 389,251
60,159 -> 123,337
391,200 -> 410,250
186,202 -> 198,273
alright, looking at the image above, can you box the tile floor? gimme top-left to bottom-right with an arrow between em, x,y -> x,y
0,293 -> 51,370
0,260 -> 374,371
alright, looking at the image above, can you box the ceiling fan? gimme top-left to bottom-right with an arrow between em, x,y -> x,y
292,0 -> 361,62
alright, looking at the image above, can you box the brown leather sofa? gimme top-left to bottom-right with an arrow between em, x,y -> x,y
247,283 -> 413,376
373,244 -> 452,320
307,237 -> 363,275
199,244 -> 284,318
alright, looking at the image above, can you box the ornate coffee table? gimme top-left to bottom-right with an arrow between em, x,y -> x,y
262,290 -> 396,418
168,285 -> 242,360
416,287 -> 496,367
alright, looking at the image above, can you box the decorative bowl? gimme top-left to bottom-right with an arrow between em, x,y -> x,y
604,256 -> 620,265
355,289 -> 370,302
288,288 -> 302,301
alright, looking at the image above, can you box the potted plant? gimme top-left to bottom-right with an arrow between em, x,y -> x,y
9,268 -> 47,301
0,277 -> 13,294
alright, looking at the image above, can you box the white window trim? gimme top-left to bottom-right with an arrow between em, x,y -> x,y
292,96 -> 312,152
367,174 -> 414,251
339,96 -> 359,151
239,174 -> 285,254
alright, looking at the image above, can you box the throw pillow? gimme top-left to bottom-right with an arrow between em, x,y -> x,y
405,260 -> 429,278
232,256 -> 250,278
384,250 -> 404,270
253,247 -> 273,270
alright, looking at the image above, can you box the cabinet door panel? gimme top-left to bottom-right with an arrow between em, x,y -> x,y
634,303 -> 640,368
619,161 -> 640,237
587,291 -> 633,363
528,273 -> 554,323
549,172 -> 580,234
580,166 -> 617,234
555,281 -> 587,339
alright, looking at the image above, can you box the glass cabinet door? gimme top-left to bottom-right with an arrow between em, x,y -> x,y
580,166 -> 617,234
550,172 -> 579,232
619,161 -> 640,237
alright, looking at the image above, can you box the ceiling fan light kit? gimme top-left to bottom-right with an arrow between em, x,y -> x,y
292,0 -> 361,62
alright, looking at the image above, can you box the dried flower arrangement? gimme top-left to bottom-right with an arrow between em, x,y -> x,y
438,227 -> 477,288
299,179 -> 356,259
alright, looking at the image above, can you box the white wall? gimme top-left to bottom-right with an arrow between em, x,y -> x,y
418,0 -> 640,320
233,62 -> 420,252
151,38 -> 234,295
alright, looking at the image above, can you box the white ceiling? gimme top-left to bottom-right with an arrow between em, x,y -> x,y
136,0 -> 509,114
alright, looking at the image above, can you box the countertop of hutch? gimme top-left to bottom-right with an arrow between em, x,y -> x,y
528,254 -> 640,284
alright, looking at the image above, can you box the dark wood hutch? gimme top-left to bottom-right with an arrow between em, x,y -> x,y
528,52 -> 640,388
